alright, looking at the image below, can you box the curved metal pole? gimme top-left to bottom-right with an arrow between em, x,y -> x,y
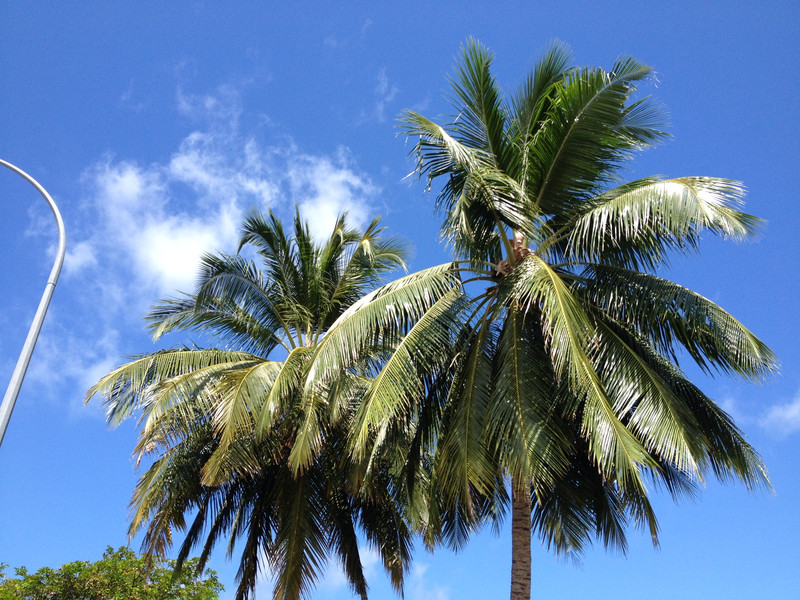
0,159 -> 66,447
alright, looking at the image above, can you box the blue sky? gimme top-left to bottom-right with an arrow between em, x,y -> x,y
1,2 -> 798,599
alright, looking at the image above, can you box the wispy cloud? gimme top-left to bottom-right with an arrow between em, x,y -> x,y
76,85 -> 377,300
359,68 -> 398,124
759,391 -> 800,438
407,562 -> 450,600
119,78 -> 149,113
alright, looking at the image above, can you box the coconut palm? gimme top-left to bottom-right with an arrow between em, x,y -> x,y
87,210 -> 429,600
325,39 -> 777,600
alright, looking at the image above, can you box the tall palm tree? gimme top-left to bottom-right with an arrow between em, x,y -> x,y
87,210 -> 428,600
324,39 -> 777,600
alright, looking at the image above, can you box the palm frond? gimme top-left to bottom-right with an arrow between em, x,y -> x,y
509,39 -> 572,151
487,308 -> 570,488
350,287 -> 464,459
507,254 -> 655,489
305,262 -> 463,387
531,57 -> 667,214
433,315 -> 498,513
565,177 -> 763,269
86,349 -> 259,426
271,469 -> 328,600
583,265 -> 778,379
448,38 -> 510,169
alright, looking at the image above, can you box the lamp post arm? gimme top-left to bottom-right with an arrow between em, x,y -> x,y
0,159 -> 66,448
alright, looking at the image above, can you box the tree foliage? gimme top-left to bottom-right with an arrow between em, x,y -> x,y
376,38 -> 775,599
87,211 -> 431,600
0,546 -> 222,600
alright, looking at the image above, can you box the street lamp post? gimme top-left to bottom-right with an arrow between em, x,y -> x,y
0,159 -> 66,448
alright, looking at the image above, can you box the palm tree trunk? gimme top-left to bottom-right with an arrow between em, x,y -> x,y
510,486 -> 532,600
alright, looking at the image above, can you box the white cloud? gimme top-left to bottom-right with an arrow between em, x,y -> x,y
28,83 -> 380,415
24,316 -> 122,418
77,87 -> 377,301
759,392 -> 800,437
136,215 -> 235,293
81,158 -> 234,298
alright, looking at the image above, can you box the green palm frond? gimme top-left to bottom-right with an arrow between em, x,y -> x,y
350,287 -> 464,460
533,427 -> 664,557
564,177 -> 762,269
255,346 -> 313,437
129,421 -> 216,555
589,318 -> 706,477
509,39 -> 572,152
486,308 -> 570,489
531,57 -> 667,214
322,216 -> 409,330
507,254 -> 654,488
270,469 -> 328,600
304,262 -> 463,388
448,38 -> 510,169
433,316 -> 497,512
148,254 -> 291,353
87,349 -> 259,426
635,347 -> 770,491
399,112 -> 490,190
583,265 -> 778,379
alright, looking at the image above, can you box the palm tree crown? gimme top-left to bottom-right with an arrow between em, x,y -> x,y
88,210 -> 414,600
346,39 -> 776,599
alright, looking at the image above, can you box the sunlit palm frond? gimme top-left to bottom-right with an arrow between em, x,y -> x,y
506,254 -> 654,489
509,39 -> 572,152
87,349 -> 258,426
564,177 -> 762,269
399,111 -> 490,189
350,287 -> 464,459
304,262 -> 463,387
448,38 -> 511,169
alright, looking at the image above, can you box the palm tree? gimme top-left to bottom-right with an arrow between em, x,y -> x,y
87,210 -> 427,600
330,39 -> 777,599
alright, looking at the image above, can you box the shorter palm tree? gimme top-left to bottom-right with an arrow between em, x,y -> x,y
88,210 -> 431,600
